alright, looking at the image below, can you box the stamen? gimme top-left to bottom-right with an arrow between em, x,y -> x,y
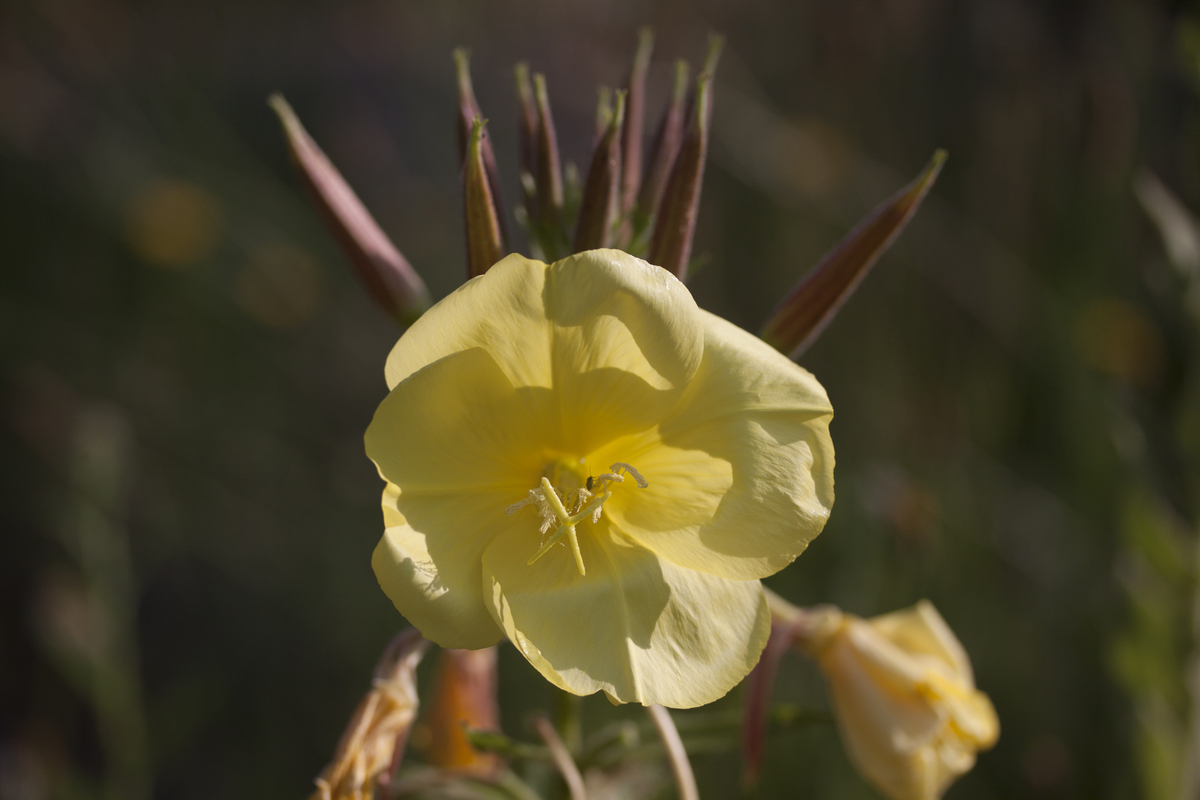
508,461 -> 648,576
539,476 -> 572,524
505,490 -> 537,515
611,462 -> 648,488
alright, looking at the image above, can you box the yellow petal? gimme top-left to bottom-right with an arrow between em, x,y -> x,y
870,600 -> 974,685
481,522 -> 769,708
820,627 -> 947,800
594,432 -> 732,553
384,250 -> 703,396
368,338 -> 679,495
384,253 -> 551,391
372,488 -> 506,650
368,347 -> 538,648
542,249 -> 704,394
367,346 -> 545,494
867,602 -> 999,748
605,309 -> 835,580
834,621 -> 946,735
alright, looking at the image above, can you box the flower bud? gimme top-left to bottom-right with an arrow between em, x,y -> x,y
620,28 -> 654,218
632,59 -> 689,247
463,118 -> 505,278
514,63 -> 538,175
268,94 -> 430,326
533,73 -> 569,260
454,49 -> 508,253
760,150 -> 946,359
514,63 -> 539,226
810,601 -> 998,800
647,36 -> 723,279
573,91 -> 625,253
311,629 -> 430,800
594,86 -> 614,145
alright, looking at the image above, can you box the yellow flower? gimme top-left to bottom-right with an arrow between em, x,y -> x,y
365,249 -> 834,708
812,601 -> 999,800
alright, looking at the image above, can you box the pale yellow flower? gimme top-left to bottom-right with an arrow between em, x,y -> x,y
812,601 -> 999,800
365,249 -> 834,708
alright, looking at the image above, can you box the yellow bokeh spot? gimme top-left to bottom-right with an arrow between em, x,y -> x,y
1074,297 -> 1163,387
124,178 -> 222,268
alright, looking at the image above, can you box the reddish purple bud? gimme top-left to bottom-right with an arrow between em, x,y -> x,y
574,91 -> 625,253
647,64 -> 715,279
514,62 -> 539,223
760,150 -> 947,359
620,28 -> 654,218
268,94 -> 429,326
533,74 -> 569,260
633,59 -> 689,246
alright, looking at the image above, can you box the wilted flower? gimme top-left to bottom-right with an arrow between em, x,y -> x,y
806,601 -> 999,800
365,248 -> 834,708
311,629 -> 429,800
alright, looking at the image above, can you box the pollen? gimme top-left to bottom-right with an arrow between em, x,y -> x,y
505,463 -> 648,576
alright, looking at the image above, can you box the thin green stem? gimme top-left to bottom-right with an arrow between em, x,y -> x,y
553,688 -> 584,756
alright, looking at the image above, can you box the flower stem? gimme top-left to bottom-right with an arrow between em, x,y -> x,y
647,705 -> 699,800
553,687 -> 584,756
534,714 -> 587,800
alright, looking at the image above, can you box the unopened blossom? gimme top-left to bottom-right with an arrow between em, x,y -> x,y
365,249 -> 834,708
807,601 -> 999,800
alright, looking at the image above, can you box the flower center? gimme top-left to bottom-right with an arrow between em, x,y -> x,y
505,461 -> 648,576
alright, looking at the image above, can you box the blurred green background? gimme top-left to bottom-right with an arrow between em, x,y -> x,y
4,0 -> 1200,798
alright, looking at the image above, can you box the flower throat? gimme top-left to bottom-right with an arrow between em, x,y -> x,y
506,462 -> 648,576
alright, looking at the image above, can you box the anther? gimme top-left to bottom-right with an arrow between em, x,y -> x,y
611,462 -> 648,487
511,461 -> 648,576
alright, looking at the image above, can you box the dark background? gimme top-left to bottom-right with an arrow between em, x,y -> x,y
3,0 -> 1200,798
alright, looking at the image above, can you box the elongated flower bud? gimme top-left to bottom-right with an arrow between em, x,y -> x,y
594,86 -> 614,145
464,118 -> 505,278
534,74 -> 569,260
574,91 -> 626,253
760,150 -> 947,359
647,51 -> 717,279
620,28 -> 654,217
268,94 -> 430,326
633,59 -> 689,245
514,63 -> 539,223
453,49 -> 508,253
